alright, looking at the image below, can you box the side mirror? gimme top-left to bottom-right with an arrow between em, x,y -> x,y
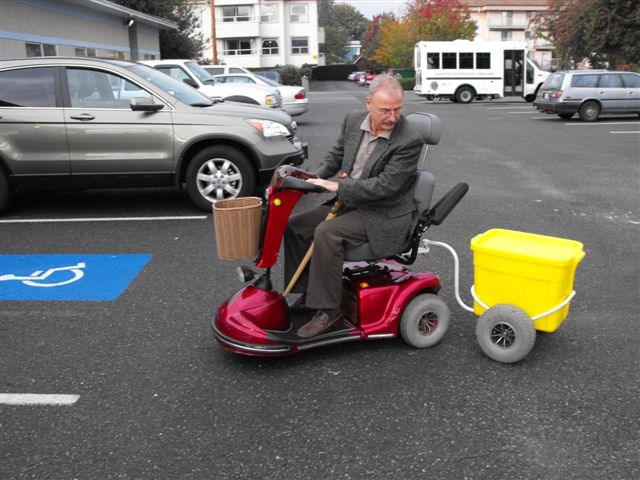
130,98 -> 164,112
183,78 -> 199,89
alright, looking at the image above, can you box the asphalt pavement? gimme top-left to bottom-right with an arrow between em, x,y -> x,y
1,81 -> 639,479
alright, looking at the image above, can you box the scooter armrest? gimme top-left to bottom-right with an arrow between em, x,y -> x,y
281,176 -> 326,193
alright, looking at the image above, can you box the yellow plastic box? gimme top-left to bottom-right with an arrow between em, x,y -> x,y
470,229 -> 585,332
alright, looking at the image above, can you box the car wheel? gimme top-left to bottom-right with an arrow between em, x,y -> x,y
186,146 -> 255,211
558,113 -> 574,119
0,167 -> 13,214
475,304 -> 536,363
455,86 -> 475,104
578,101 -> 601,122
399,293 -> 450,348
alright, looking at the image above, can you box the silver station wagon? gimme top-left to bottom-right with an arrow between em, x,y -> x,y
533,70 -> 640,121
0,57 -> 306,213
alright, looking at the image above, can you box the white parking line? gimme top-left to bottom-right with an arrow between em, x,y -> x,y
563,121 -> 639,126
0,215 -> 207,224
0,393 -> 80,406
610,131 -> 640,134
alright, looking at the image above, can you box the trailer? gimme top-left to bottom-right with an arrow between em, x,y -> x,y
414,40 -> 550,103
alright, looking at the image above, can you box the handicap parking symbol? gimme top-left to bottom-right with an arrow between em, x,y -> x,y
0,254 -> 152,301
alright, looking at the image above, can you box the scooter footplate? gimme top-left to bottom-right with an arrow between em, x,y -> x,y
265,312 -> 360,347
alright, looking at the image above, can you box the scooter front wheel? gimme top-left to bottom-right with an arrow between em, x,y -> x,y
399,293 -> 450,348
475,304 -> 536,363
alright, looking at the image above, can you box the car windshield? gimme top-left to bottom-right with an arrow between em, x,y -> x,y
126,64 -> 214,106
258,75 -> 280,87
185,61 -> 216,85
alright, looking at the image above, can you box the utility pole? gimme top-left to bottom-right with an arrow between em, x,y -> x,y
210,0 -> 218,64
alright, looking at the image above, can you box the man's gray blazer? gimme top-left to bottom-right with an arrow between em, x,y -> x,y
313,111 -> 424,258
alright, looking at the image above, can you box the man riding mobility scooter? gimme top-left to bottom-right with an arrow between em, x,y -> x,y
212,112 -> 470,356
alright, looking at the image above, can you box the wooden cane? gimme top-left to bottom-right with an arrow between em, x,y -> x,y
283,172 -> 348,297
283,199 -> 342,297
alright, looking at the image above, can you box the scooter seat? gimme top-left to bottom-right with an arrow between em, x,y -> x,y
344,169 -> 436,262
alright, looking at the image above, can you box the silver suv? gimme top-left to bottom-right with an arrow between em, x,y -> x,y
533,70 -> 640,121
0,57 -> 306,213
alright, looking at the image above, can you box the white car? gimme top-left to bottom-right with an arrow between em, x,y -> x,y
139,59 -> 282,109
209,72 -> 309,117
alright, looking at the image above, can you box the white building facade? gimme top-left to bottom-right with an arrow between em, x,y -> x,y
460,0 -> 553,68
191,0 -> 320,68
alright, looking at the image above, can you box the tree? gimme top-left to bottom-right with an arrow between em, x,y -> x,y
370,0 -> 476,68
532,0 -> 640,69
113,0 -> 204,59
361,13 -> 396,69
318,0 -> 368,63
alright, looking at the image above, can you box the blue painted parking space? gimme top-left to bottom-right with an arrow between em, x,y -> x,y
0,254 -> 152,301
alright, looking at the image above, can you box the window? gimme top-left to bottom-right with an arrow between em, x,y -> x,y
222,6 -> 250,22
74,47 -> 97,57
262,39 -> 279,55
598,74 -> 623,88
67,68 -> 149,108
459,52 -> 473,69
260,3 -> 278,23
442,52 -> 456,69
290,3 -> 308,22
26,42 -> 57,57
501,31 -> 513,41
621,73 -> 640,88
0,67 -> 56,107
291,37 -> 308,55
225,39 -> 252,55
427,52 -> 439,69
571,74 -> 598,88
476,52 -> 490,69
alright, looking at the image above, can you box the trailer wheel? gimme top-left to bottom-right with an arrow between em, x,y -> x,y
399,294 -> 450,348
455,86 -> 475,104
475,304 -> 536,363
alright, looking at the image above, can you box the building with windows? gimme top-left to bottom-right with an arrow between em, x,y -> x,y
459,0 -> 553,68
190,0 -> 320,68
0,0 -> 176,61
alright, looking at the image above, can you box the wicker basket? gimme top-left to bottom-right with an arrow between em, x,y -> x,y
213,197 -> 262,260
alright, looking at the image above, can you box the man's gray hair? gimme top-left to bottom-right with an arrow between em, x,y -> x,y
368,74 -> 404,99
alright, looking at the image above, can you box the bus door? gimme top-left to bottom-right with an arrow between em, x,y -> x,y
504,49 -> 525,96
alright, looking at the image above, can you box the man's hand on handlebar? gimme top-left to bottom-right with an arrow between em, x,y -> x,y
306,178 -> 339,193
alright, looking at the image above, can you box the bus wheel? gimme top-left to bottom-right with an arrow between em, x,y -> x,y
455,87 -> 474,104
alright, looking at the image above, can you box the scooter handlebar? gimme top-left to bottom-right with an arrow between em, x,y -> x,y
281,175 -> 326,193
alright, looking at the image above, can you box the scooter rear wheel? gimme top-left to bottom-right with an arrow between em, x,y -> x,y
399,293 -> 450,348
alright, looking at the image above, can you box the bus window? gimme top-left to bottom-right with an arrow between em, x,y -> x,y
476,52 -> 490,69
443,52 -> 456,69
460,52 -> 473,69
427,52 -> 439,69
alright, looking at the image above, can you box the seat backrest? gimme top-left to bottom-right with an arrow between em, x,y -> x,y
404,112 -> 442,145
413,170 -> 436,215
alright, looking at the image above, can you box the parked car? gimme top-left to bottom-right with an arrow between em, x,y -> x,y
358,71 -> 378,87
211,73 -> 308,117
202,65 -> 283,86
350,71 -> 365,82
0,57 -> 306,213
140,59 -> 282,109
533,70 -> 640,121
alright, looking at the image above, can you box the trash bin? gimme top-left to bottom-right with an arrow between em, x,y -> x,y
213,197 -> 262,260
470,229 -> 585,332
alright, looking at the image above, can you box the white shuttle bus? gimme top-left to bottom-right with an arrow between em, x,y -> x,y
414,40 -> 550,103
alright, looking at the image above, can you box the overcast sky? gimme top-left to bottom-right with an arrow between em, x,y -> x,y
335,0 -> 410,19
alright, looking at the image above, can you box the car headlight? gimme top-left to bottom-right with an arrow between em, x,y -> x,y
246,119 -> 290,138
264,94 -> 277,106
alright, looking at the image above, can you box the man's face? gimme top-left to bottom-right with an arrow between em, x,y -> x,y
366,88 -> 404,135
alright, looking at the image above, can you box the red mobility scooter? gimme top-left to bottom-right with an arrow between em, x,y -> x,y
212,113 -> 469,356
